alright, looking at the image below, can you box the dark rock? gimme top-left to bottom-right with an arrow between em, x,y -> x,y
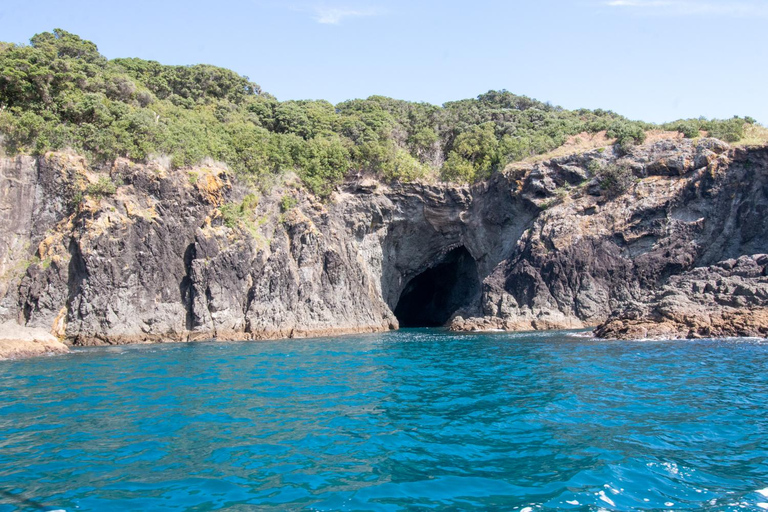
2,137 -> 768,346
595,255 -> 768,340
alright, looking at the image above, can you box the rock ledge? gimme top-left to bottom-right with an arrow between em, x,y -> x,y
594,255 -> 768,340
0,322 -> 69,360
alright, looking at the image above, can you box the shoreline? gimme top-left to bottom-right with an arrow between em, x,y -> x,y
4,322 -> 767,362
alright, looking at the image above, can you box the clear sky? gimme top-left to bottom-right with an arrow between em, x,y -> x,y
1,0 -> 766,124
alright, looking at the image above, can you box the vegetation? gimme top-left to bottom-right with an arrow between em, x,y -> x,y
589,161 -> 636,198
660,117 -> 755,143
219,194 -> 258,229
279,195 -> 297,212
0,29 -> 761,196
85,175 -> 117,197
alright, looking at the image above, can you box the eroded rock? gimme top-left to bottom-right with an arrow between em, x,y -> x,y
0,322 -> 69,359
1,138 -> 767,350
594,255 -> 768,339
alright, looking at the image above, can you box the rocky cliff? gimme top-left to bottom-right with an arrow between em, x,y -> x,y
2,137 -> 768,356
594,255 -> 768,340
452,138 -> 768,335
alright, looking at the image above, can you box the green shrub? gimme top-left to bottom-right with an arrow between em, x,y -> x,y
220,194 -> 259,229
0,29 -> 761,193
279,195 -> 297,212
85,175 -> 117,197
673,121 -> 701,139
242,193 -> 259,211
381,147 -> 429,182
441,122 -> 499,183
294,136 -> 349,197
706,118 -> 745,143
662,117 -> 753,143
607,121 -> 647,149
592,162 -> 635,197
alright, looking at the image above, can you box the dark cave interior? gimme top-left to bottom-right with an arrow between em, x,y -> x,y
393,247 -> 481,328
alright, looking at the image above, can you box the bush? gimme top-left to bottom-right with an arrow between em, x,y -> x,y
381,146 -> 430,182
294,136 -> 349,197
441,122 -> 499,183
673,121 -> 701,139
279,195 -> 297,212
0,30 -> 761,194
591,162 -> 635,198
662,117 -> 752,143
85,175 -> 117,197
607,121 -> 647,149
706,118 -> 745,143
220,194 -> 259,229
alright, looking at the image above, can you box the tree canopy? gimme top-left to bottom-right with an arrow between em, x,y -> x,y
0,30 -> 758,195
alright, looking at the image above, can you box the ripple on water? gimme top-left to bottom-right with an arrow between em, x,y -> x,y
0,330 -> 767,511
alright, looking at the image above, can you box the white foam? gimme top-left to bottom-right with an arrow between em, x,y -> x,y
759,488 -> 768,498
662,462 -> 679,475
756,503 -> 768,510
566,331 -> 594,338
520,507 -> 533,512
566,500 -> 579,505
665,502 -> 674,507
598,491 -> 615,507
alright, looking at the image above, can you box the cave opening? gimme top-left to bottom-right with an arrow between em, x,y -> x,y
394,246 -> 481,328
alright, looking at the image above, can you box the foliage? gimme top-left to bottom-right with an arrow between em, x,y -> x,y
85,175 -> 117,197
441,123 -> 499,183
662,116 -> 755,142
607,121 -> 648,150
0,30 -> 762,194
219,194 -> 259,229
590,161 -> 635,198
279,194 -> 297,212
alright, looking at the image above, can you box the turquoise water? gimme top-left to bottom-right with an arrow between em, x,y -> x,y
1,329 -> 768,511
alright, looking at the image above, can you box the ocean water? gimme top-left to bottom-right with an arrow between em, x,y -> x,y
1,329 -> 767,511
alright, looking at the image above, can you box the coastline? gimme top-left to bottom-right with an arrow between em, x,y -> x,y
0,322 -> 69,360
4,321 -> 767,362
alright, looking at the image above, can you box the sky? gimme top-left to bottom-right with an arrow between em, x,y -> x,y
1,0 -> 766,124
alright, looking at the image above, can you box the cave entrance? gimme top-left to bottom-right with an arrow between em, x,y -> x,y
394,247 -> 481,328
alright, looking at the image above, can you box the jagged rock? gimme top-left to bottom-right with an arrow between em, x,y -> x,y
594,255 -> 768,339
1,137 -> 768,353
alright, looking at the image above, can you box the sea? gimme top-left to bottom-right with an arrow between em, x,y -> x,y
1,329 -> 767,511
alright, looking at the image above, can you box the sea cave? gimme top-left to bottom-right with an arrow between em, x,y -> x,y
393,246 -> 481,328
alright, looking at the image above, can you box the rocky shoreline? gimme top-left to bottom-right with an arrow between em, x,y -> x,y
0,322 -> 69,360
594,255 -> 768,340
2,138 -> 768,359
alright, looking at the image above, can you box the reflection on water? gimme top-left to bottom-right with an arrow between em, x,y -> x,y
1,330 -> 767,510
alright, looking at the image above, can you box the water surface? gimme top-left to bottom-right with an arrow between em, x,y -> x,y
1,329 -> 767,511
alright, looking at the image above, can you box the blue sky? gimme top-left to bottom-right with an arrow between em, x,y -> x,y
1,0 -> 766,124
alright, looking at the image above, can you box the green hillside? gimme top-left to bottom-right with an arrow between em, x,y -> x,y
0,29 -> 757,195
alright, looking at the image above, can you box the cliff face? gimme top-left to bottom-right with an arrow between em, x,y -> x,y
453,138 -> 768,333
0,151 -> 534,345
2,138 -> 768,351
594,255 -> 768,340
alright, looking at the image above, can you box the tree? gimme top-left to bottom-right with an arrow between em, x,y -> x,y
441,122 -> 500,183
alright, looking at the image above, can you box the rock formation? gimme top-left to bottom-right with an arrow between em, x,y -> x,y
2,137 -> 768,357
594,255 -> 768,340
0,322 -> 69,359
